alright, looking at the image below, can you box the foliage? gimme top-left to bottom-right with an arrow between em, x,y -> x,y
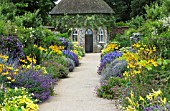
0,36 -> 24,59
62,50 -> 79,67
21,64 -> 47,75
57,32 -> 69,38
101,59 -> 127,81
41,59 -> 69,78
128,15 -> 145,29
0,0 -> 54,25
14,10 -> 42,28
104,0 -> 159,22
101,42 -> 120,56
59,38 -> 73,50
124,28 -> 138,37
11,0 -> 54,25
14,69 -> 55,102
112,34 -> 130,48
118,43 -> 170,110
22,44 -> 40,64
72,45 -> 85,59
144,2 -> 167,20
32,27 -> 62,47
49,45 -> 63,55
98,51 -> 122,75
55,14 -> 115,32
124,90 -> 170,111
0,54 -> 19,86
0,87 -> 38,111
97,77 -> 127,99
115,21 -> 128,26
0,0 -> 17,20
65,58 -> 75,72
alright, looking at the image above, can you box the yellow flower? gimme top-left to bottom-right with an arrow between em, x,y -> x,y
126,105 -> 137,111
134,70 -> 141,74
162,98 -> 167,104
146,94 -> 152,100
136,44 -> 140,48
20,59 -> 27,63
0,54 -> 9,60
123,71 -> 129,77
7,76 -> 11,80
140,48 -> 144,50
38,46 -> 45,51
152,89 -> 162,96
153,47 -> 156,52
11,79 -> 15,82
143,45 -> 146,47
14,69 -> 19,72
2,71 -> 9,76
26,65 -> 31,69
6,66 -> 14,70
32,57 -> 36,64
27,56 -> 32,63
34,44 -> 38,47
139,96 -> 144,101
146,49 -> 149,52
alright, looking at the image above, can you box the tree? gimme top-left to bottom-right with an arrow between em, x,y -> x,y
10,0 -> 55,25
130,0 -> 160,17
104,0 -> 160,22
104,0 -> 131,22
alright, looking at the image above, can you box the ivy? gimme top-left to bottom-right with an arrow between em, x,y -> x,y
55,14 -> 115,32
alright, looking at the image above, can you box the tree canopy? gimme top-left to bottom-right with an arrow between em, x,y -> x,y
104,0 -> 160,22
0,0 -> 55,25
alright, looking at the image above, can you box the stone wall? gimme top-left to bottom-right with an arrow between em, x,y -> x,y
111,26 -> 129,36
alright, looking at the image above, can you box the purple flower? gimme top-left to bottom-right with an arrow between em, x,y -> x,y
98,51 -> 122,75
13,69 -> 55,102
62,50 -> 79,66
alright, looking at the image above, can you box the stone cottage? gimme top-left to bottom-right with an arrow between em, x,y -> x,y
50,0 -> 114,53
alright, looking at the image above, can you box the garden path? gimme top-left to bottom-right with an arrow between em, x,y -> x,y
39,53 -> 119,111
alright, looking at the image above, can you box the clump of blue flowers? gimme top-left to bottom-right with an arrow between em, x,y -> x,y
62,50 -> 79,66
98,51 -> 122,75
13,69 -> 55,102
59,38 -> 73,50
0,36 -> 24,59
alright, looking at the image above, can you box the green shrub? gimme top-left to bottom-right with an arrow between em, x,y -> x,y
112,34 -> 130,48
97,77 -> 127,99
41,57 -> 69,78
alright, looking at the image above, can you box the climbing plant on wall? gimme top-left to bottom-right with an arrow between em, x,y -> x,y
55,14 -> 115,32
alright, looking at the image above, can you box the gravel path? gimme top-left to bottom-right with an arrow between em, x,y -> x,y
39,53 -> 119,111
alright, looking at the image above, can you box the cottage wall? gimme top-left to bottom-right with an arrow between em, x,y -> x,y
70,27 -> 108,53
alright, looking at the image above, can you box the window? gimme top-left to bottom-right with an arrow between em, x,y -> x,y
72,29 -> 78,42
99,29 -> 104,43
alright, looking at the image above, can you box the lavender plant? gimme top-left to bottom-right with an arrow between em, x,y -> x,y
65,58 -> 75,72
59,38 -> 73,50
62,50 -> 79,66
101,59 -> 127,81
98,51 -> 122,75
13,69 -> 55,102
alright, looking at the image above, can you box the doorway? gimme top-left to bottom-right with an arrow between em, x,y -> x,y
85,29 -> 93,53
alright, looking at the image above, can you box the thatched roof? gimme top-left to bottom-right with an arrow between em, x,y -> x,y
50,0 -> 114,15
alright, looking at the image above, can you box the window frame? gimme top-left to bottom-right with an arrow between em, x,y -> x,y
72,29 -> 78,42
99,29 -> 105,43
